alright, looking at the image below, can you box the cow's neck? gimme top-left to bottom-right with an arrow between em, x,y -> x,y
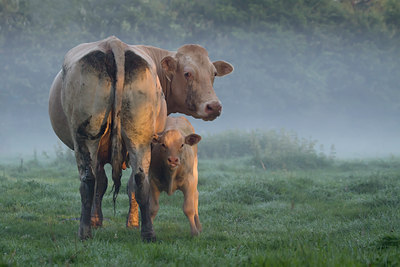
137,45 -> 176,114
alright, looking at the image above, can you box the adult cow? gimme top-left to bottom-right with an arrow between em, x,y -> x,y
49,36 -> 233,241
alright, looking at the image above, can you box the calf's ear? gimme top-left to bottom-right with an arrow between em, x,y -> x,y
161,56 -> 177,74
213,61 -> 234,77
185,134 -> 202,146
152,134 -> 161,144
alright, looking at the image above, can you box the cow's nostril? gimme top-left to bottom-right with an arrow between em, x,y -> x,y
205,101 -> 222,115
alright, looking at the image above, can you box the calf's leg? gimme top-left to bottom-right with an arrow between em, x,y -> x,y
182,181 -> 199,236
194,189 -> 202,232
149,181 -> 160,223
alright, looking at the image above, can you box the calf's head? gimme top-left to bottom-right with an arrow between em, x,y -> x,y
152,130 -> 201,170
161,45 -> 233,121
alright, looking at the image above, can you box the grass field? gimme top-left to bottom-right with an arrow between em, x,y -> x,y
0,156 -> 400,266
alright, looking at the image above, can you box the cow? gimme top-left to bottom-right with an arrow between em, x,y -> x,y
149,116 -> 202,236
48,36 -> 233,241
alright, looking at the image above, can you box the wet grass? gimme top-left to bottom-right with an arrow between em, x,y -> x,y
0,158 -> 400,266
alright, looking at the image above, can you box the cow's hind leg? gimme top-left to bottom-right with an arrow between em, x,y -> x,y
128,170 -> 156,242
75,142 -> 96,240
91,165 -> 108,227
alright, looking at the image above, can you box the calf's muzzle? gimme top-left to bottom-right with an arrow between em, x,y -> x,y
167,156 -> 180,168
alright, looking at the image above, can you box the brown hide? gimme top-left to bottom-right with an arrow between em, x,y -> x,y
149,116 -> 202,236
138,44 -> 234,121
50,43 -> 232,157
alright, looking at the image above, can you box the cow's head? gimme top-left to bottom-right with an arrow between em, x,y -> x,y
161,45 -> 233,121
152,130 -> 201,170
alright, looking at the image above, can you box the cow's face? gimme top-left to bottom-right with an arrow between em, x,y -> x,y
152,130 -> 201,170
161,45 -> 233,121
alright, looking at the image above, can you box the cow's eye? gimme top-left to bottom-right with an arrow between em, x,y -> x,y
184,72 -> 191,78
214,72 -> 217,77
180,144 -> 184,148
162,144 -> 167,149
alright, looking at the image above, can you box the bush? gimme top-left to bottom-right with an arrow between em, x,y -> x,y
198,129 -> 333,170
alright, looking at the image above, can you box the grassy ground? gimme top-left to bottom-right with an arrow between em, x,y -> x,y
0,157 -> 399,266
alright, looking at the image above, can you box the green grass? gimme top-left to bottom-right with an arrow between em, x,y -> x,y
1,158 -> 400,266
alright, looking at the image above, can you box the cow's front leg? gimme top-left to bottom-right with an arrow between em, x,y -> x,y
91,165 -> 108,227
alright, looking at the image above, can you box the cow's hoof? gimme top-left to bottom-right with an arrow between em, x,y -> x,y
78,226 -> 92,240
141,231 -> 156,242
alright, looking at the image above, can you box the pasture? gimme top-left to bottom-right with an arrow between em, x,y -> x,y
1,154 -> 399,266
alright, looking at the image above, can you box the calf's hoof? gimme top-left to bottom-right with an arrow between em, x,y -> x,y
191,228 -> 200,237
195,215 -> 202,233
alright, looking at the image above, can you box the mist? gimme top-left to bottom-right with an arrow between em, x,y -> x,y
1,0 -> 399,159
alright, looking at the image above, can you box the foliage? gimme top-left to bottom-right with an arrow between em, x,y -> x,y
53,141 -> 75,166
198,129 -> 333,170
1,0 -> 400,113
0,157 -> 400,265
1,0 -> 400,155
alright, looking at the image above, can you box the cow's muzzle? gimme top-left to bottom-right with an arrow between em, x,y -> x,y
203,101 -> 222,120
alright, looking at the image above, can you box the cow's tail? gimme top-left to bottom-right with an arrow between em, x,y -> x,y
109,37 -> 126,206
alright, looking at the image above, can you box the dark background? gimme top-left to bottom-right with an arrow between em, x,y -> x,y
1,0 -> 399,158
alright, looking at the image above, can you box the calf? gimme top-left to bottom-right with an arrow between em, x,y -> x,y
149,116 -> 202,236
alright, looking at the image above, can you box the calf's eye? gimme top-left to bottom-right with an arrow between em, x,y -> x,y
184,72 -> 191,78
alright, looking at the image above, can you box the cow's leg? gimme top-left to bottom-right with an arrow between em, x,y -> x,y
149,181 -> 161,223
128,170 -> 155,241
91,165 -> 108,227
182,179 -> 199,236
75,142 -> 96,240
194,189 -> 202,232
127,148 -> 156,241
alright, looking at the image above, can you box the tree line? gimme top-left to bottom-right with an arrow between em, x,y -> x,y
1,0 -> 399,152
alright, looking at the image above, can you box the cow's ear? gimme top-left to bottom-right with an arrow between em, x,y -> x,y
185,134 -> 201,146
213,61 -> 234,77
161,56 -> 177,74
